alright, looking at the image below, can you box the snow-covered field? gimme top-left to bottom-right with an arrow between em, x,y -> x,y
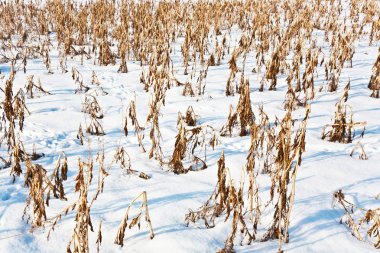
0,1 -> 380,253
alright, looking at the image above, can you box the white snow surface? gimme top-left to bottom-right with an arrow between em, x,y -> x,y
1,5 -> 380,253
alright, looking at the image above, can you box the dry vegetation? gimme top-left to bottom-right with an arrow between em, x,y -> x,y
187,105 -> 310,252
0,0 -> 379,252
333,190 -> 380,249
322,82 -> 366,143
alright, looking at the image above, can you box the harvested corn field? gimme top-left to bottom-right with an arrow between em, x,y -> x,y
0,0 -> 380,252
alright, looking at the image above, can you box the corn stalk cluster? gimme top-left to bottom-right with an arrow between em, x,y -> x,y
322,82 -> 366,143
23,151 -> 68,229
0,61 -> 34,176
186,105 -> 310,253
0,0 -> 378,98
169,119 -> 219,174
40,145 -> 155,252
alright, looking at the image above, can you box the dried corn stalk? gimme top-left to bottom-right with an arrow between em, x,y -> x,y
322,87 -> 365,143
185,151 -> 229,228
25,75 -> 51,98
114,191 -> 154,247
77,124 -> 85,145
23,158 -> 48,228
124,99 -> 145,152
82,95 -> 103,119
350,141 -> 368,160
46,152 -> 68,205
113,146 -> 150,179
184,106 -> 197,127
48,150 -> 108,253
368,48 -> 380,98
333,190 -> 380,249
72,67 -> 89,94
262,105 -> 310,252
221,78 -> 254,137
169,119 -> 217,174
86,117 -> 105,136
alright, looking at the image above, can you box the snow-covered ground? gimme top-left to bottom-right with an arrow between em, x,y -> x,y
1,2 -> 380,253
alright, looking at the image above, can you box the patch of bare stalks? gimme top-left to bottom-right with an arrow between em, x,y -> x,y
86,117 -> 105,136
46,152 -> 68,204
